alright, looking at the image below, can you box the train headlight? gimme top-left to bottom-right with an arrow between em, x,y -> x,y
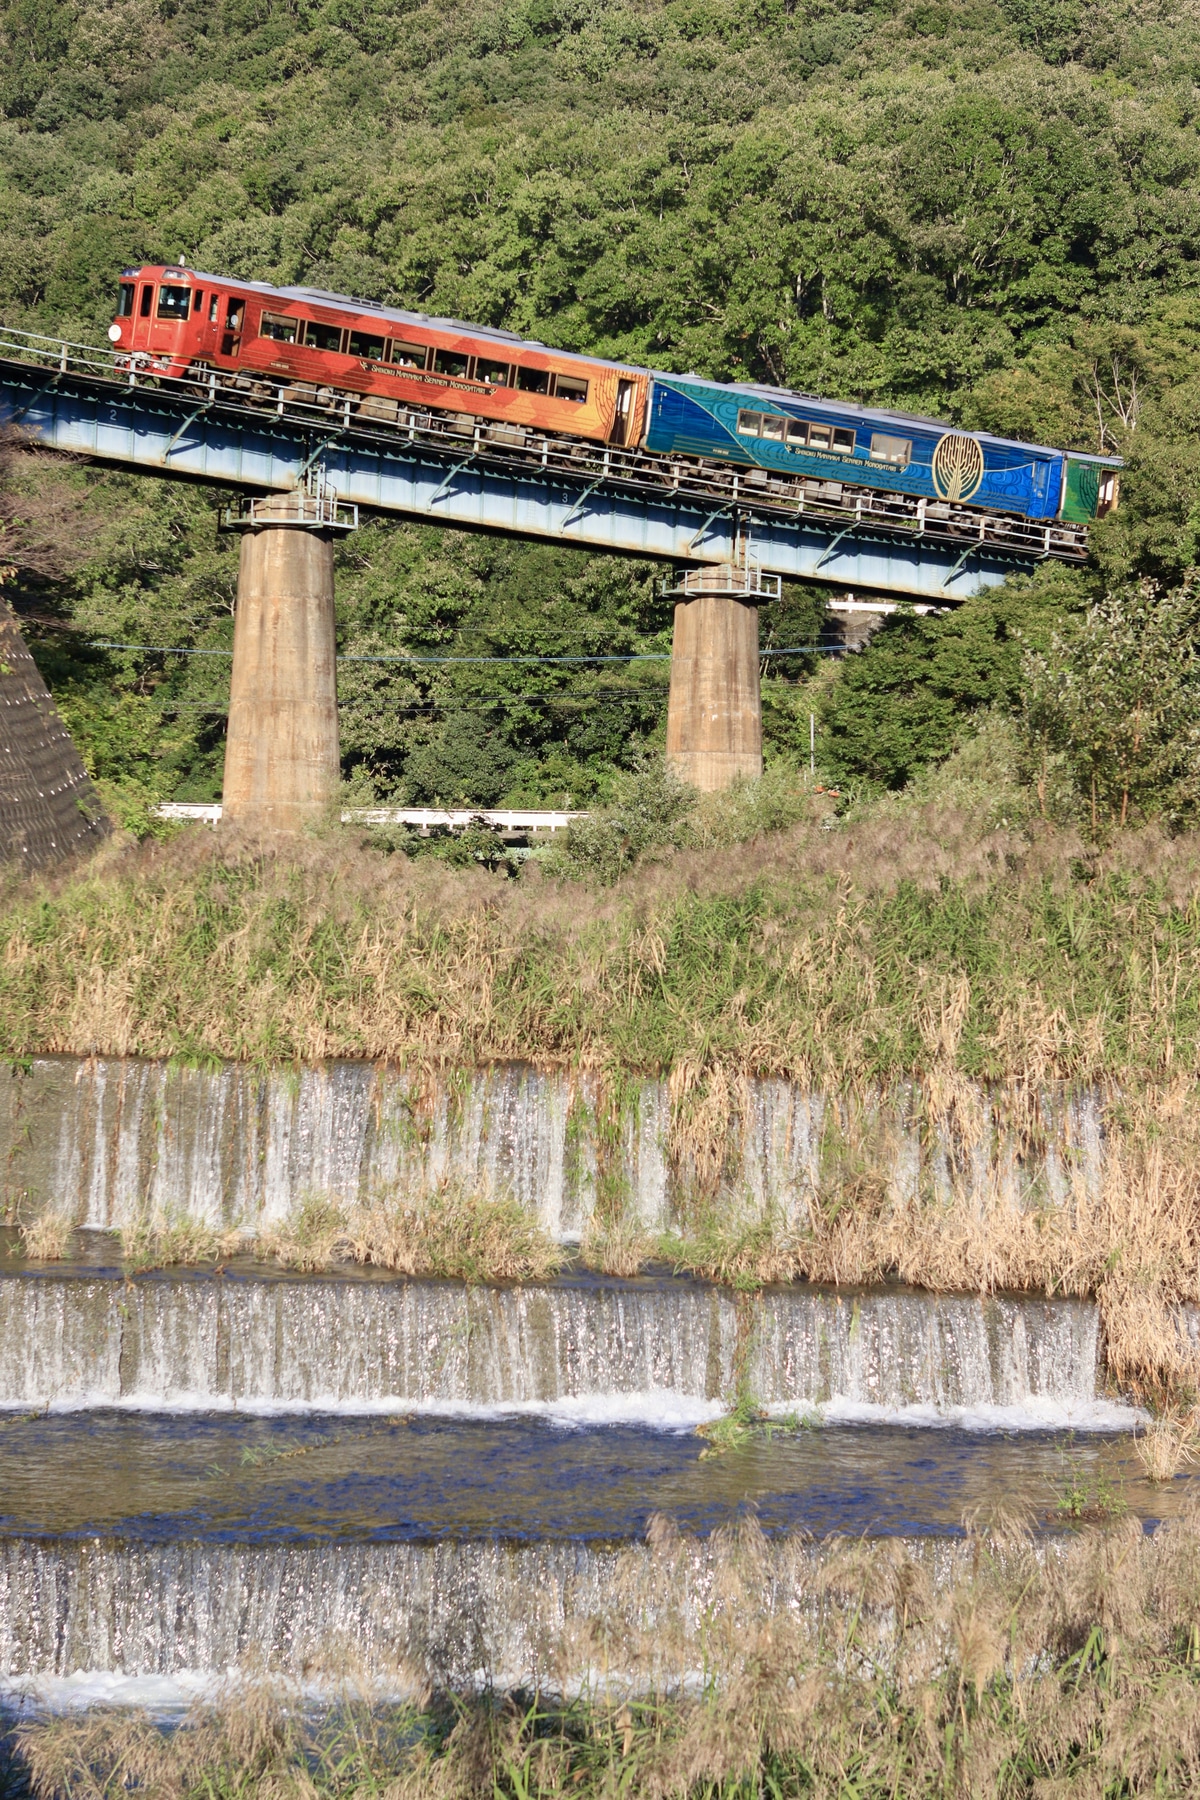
108,324 -> 123,343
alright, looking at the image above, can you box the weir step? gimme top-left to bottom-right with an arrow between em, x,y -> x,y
0,1259 -> 1123,1427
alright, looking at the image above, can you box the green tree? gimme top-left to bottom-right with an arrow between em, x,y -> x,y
818,569 -> 1086,789
1023,574 -> 1200,833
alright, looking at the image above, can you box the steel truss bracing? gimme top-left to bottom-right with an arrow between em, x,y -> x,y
0,328 -> 1087,602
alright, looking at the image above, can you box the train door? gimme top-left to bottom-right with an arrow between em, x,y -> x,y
190,287 -> 220,362
610,379 -> 635,446
220,295 -> 245,361
134,279 -> 154,350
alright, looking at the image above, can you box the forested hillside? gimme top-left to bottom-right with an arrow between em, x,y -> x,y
2,0 -> 1199,818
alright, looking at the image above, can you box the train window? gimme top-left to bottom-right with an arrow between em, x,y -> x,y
261,312 -> 299,344
209,294 -> 220,323
389,340 -> 428,369
807,424 -> 831,449
304,320 -> 344,353
869,433 -> 911,467
736,409 -> 762,436
476,358 -> 511,387
117,284 -> 135,318
156,285 -> 192,320
553,374 -> 589,404
349,331 -> 386,360
191,291 -> 204,315
433,348 -> 471,379
140,285 -> 153,317
833,427 -> 856,452
517,366 -> 550,395
785,421 -> 808,445
760,415 -> 786,441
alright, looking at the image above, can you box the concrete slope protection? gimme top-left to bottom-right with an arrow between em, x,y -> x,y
0,600 -> 108,870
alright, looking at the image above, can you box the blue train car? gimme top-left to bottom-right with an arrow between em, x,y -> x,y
644,375 -> 1119,524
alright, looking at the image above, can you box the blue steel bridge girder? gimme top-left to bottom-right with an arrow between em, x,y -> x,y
0,361 -> 1034,603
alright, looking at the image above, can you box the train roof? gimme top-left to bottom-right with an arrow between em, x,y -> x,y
666,374 -> 1123,466
129,266 -> 1124,466
135,267 -> 646,377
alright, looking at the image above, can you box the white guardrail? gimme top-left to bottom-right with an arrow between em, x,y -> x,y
154,803 -> 581,834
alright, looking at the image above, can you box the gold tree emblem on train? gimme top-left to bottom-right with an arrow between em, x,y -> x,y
931,433 -> 985,503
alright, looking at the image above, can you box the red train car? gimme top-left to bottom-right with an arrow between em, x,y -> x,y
109,265 -> 649,447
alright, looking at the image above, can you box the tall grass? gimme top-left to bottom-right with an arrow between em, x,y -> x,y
258,1180 -> 564,1282
2,810 -> 1200,1085
18,1506 -> 1200,1796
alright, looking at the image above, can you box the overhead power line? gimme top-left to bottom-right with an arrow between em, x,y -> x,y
92,641 -> 842,662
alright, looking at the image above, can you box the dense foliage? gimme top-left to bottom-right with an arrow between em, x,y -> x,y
2,0 -> 1199,811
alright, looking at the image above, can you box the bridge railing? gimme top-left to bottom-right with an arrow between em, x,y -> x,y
0,323 -> 1091,569
155,802 -> 580,837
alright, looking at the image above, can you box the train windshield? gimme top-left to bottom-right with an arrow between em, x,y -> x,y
156,285 -> 192,320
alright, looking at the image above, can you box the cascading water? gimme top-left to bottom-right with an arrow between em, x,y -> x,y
0,1056 -> 1144,1703
0,1055 -> 1105,1235
0,1269 -> 1115,1426
0,1535 -> 978,1691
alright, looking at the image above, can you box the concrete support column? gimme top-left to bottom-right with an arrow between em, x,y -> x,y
665,592 -> 763,791
222,495 -> 340,831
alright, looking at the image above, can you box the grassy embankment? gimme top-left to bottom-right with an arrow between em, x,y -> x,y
15,1509 -> 1200,1798
6,768 -> 1200,1397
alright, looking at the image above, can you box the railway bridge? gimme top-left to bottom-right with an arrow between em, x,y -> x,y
0,327 -> 1067,821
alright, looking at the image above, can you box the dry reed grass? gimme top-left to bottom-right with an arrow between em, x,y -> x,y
2,809 -> 1200,1086
118,1213 -> 245,1272
16,1212 -> 74,1260
1136,1411 -> 1200,1482
578,1215 -> 655,1278
259,1180 -> 563,1283
20,1507 -> 1200,1796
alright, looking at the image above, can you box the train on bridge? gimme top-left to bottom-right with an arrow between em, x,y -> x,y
110,266 -> 1120,550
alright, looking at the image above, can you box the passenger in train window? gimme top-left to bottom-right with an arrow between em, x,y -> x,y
390,340 -> 428,369
433,349 -> 471,379
477,359 -> 512,386
305,321 -> 344,352
349,331 -> 386,360
554,374 -> 589,404
208,294 -> 220,323
260,312 -> 299,343
517,366 -> 550,394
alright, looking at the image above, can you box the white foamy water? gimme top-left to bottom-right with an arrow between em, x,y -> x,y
811,1397 -> 1143,1432
0,1274 -> 1112,1429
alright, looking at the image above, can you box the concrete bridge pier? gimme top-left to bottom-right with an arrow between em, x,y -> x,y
222,492 -> 345,832
664,564 -> 775,791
